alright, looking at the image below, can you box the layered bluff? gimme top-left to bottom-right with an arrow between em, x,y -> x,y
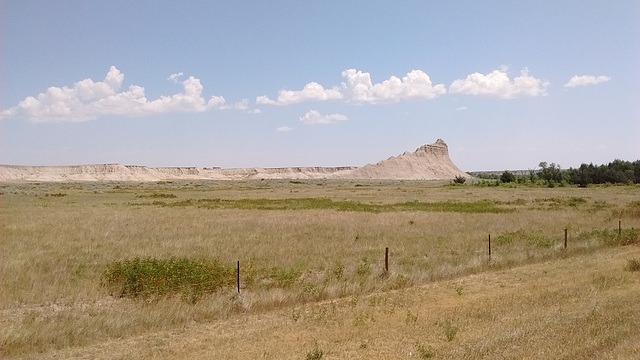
0,139 -> 468,181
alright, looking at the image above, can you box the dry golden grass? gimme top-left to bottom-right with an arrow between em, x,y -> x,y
25,246 -> 640,359
1,180 -> 639,358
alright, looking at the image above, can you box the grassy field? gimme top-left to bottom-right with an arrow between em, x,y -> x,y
1,180 -> 639,359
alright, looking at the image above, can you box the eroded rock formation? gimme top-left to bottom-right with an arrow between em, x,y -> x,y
0,139 -> 469,181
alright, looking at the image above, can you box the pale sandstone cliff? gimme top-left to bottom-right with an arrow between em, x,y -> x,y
339,139 -> 469,180
0,139 -> 468,181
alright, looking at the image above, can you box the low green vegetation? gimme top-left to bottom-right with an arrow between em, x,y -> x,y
102,257 -> 234,302
136,192 -> 177,198
44,192 -> 67,197
442,320 -> 459,342
495,229 -> 552,247
134,197 -> 513,213
415,342 -> 436,358
577,228 -> 639,247
613,200 -> 640,219
532,196 -> 588,208
494,227 -> 639,249
625,258 -> 640,272
102,257 -> 308,302
305,342 -> 324,360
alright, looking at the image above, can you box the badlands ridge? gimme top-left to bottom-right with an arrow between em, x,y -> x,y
0,139 -> 469,182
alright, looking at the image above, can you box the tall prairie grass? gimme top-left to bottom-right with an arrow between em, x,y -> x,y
1,180 -> 638,357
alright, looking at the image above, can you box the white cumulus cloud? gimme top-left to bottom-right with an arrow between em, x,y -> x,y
258,82 -> 342,105
167,72 -> 184,83
256,69 -> 446,106
255,95 -> 278,105
276,125 -> 293,132
564,75 -> 611,88
299,110 -> 348,125
2,66 -> 227,123
341,69 -> 446,104
449,68 -> 548,99
221,98 -> 251,111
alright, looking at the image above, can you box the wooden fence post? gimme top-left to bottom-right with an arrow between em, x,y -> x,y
564,228 -> 568,249
385,247 -> 389,273
237,261 -> 240,293
619,219 -> 622,235
488,234 -> 491,261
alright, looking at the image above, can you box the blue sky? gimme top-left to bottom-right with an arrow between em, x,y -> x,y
2,1 -> 638,171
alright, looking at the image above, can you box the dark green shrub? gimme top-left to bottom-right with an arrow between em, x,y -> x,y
101,257 -> 235,301
500,170 -> 516,183
453,175 -> 466,184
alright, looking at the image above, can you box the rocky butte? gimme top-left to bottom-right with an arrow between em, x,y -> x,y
0,139 -> 469,182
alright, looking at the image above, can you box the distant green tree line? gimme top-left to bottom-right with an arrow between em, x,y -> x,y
491,159 -> 640,187
567,159 -> 640,186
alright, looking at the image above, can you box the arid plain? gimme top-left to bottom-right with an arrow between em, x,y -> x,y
1,178 -> 639,359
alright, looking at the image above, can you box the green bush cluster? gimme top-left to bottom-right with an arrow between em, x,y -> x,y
101,257 -> 235,302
